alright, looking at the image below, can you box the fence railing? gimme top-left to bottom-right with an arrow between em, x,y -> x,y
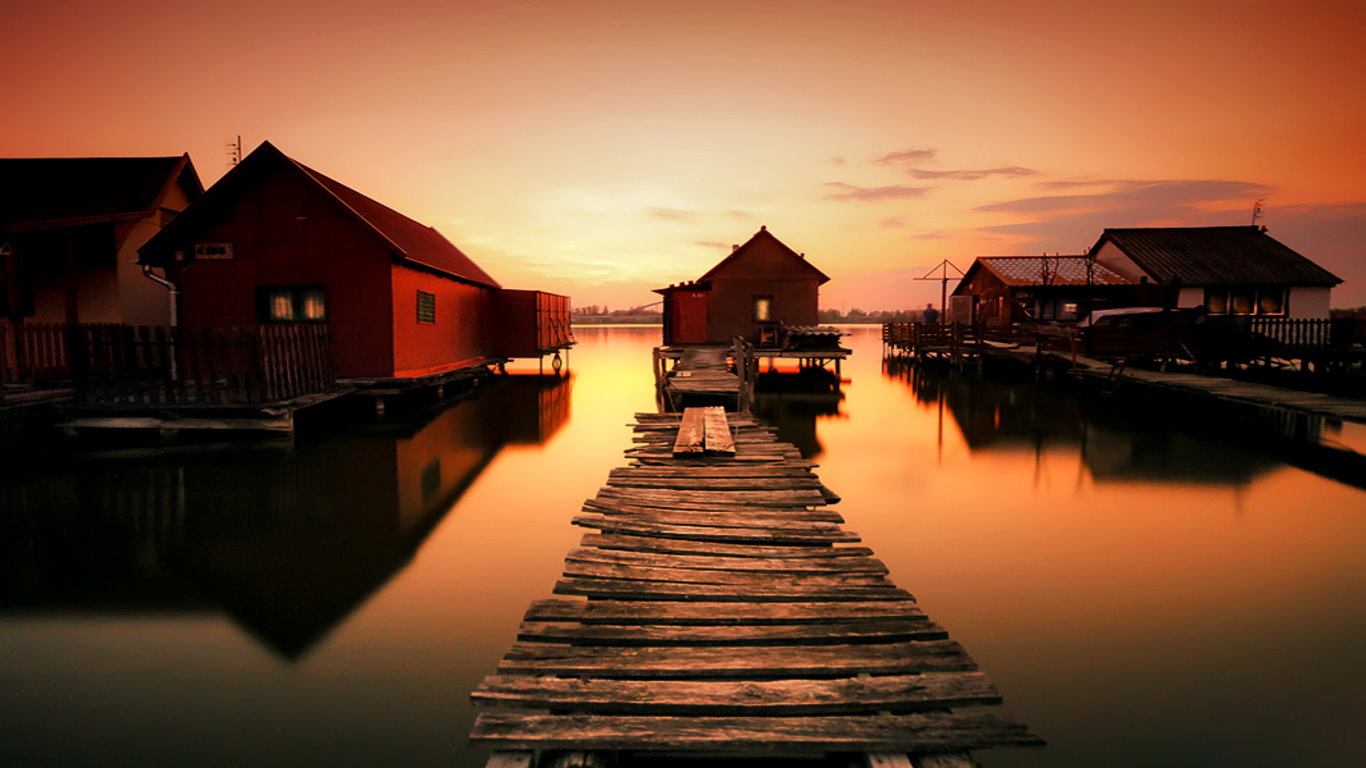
68,323 -> 335,406
1,322 -> 72,385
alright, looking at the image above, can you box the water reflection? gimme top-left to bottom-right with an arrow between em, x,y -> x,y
752,370 -> 845,459
885,359 -> 1315,489
0,375 -> 571,659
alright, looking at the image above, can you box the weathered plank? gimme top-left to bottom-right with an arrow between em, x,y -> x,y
516,619 -> 946,646
594,487 -> 830,507
496,640 -> 974,677
912,753 -> 976,768
584,497 -> 842,521
471,671 -> 999,714
563,547 -> 889,574
672,407 -> 707,456
703,405 -> 736,455
573,512 -> 844,535
578,533 -> 872,558
607,476 -> 824,490
470,711 -> 1043,751
609,465 -> 816,479
484,750 -> 533,768
571,516 -> 861,545
555,577 -> 912,602
523,598 -> 927,625
560,560 -> 890,588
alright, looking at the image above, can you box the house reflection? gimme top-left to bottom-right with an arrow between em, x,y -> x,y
751,370 -> 844,459
0,374 -> 570,659
886,361 -> 1283,487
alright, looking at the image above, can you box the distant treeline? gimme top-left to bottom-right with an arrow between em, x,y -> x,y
571,306 -> 663,325
818,308 -> 933,324
568,307 -> 935,325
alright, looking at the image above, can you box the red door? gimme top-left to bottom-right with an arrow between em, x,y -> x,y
671,291 -> 710,344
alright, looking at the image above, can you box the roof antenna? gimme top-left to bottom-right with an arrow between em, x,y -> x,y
226,135 -> 242,168
1251,198 -> 1264,228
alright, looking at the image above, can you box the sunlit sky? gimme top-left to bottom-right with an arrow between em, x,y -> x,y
4,0 -> 1363,310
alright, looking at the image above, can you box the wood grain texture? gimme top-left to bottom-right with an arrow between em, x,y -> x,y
471,671 -> 1000,714
523,598 -> 927,625
562,547 -> 888,574
516,619 -> 945,646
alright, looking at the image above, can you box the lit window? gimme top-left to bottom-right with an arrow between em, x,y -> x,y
1204,289 -> 1228,315
1258,290 -> 1285,315
1230,290 -> 1255,315
754,295 -> 773,322
258,286 -> 327,323
1062,301 -> 1078,319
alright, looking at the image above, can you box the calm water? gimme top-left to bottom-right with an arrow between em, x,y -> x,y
2,325 -> 1364,767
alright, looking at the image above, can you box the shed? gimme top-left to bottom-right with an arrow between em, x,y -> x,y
1,154 -> 203,326
655,226 -> 829,345
952,255 -> 1145,327
1086,226 -> 1341,318
139,141 -> 569,384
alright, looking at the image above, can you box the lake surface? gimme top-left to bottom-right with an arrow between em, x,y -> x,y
2,324 -> 1363,767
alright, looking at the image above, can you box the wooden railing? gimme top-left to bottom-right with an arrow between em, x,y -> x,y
1248,317 -> 1351,350
1,321 -> 71,385
69,323 -> 335,406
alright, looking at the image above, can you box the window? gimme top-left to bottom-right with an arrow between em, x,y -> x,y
1061,301 -> 1078,320
753,295 -> 773,322
1204,287 -> 1286,316
258,286 -> 326,323
416,290 -> 436,323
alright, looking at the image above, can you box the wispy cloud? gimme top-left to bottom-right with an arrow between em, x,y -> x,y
831,156 -> 847,166
824,181 -> 932,202
876,148 -> 937,165
906,166 -> 1036,181
881,216 -> 906,229
696,240 -> 729,249
910,230 -> 948,239
648,207 -> 696,221
972,178 -> 1276,250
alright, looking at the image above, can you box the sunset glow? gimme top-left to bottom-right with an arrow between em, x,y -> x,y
4,0 -> 1362,310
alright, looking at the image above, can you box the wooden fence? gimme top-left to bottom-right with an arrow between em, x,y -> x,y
0,322 -> 71,385
69,323 -> 335,406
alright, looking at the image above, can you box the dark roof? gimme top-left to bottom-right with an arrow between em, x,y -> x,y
697,226 -> 830,285
0,155 -> 202,231
1090,226 -> 1340,287
653,279 -> 710,295
140,142 -> 499,288
968,255 -> 1137,288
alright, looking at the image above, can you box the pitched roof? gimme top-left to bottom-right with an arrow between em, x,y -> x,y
0,155 -> 202,231
966,255 -> 1137,288
1090,226 -> 1340,287
697,226 -> 830,285
140,142 -> 499,288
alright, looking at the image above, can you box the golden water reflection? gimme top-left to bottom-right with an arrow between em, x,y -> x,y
1,324 -> 1363,767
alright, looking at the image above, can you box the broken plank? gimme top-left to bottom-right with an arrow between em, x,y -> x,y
702,405 -> 735,455
471,671 -> 999,715
672,407 -> 707,456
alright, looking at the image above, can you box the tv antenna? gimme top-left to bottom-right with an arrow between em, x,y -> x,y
226,135 -> 242,168
915,259 -> 965,316
1251,198 -> 1264,227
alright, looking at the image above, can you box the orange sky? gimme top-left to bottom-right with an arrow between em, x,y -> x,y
4,0 -> 1363,310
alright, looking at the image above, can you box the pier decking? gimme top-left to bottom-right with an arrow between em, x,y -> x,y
469,403 -> 1042,765
654,344 -> 750,411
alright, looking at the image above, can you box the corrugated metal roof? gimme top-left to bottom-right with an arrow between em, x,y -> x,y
976,256 -> 1137,287
0,156 -> 201,230
1095,226 -> 1340,287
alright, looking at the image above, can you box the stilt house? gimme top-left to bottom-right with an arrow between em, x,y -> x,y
138,142 -> 570,384
1,154 -> 203,326
655,226 -> 829,345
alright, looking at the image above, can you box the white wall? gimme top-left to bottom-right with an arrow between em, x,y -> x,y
1289,286 -> 1331,318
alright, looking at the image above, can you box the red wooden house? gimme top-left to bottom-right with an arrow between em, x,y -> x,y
138,142 -> 569,386
655,226 -> 830,345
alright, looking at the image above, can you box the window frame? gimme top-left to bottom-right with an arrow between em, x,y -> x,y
256,285 -> 327,323
416,289 -> 437,324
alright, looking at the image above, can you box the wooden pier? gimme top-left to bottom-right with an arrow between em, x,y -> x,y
654,342 -> 755,411
469,405 -> 1042,766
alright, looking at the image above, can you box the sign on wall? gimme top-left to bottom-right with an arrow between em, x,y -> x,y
194,243 -> 234,260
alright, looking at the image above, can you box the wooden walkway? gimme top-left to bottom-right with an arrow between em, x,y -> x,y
655,345 -> 749,411
1072,356 -> 1366,424
469,407 -> 1042,765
